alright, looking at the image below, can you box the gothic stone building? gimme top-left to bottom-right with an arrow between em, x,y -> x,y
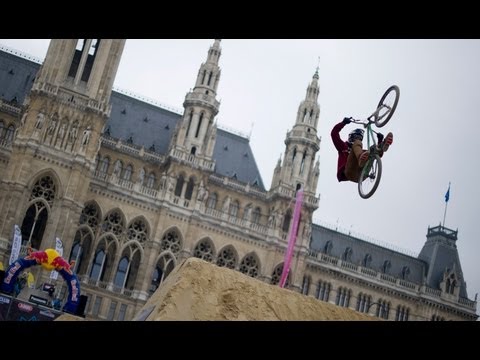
0,40 -> 477,321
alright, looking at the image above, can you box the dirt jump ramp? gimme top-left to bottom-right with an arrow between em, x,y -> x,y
135,257 -> 375,321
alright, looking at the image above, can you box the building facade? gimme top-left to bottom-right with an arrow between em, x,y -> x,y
0,39 -> 477,321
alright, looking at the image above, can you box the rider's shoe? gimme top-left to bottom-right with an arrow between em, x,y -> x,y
359,150 -> 369,167
381,132 -> 393,152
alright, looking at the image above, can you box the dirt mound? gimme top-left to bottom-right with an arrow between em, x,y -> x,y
135,257 -> 375,321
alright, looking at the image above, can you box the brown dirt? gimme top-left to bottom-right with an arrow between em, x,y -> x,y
136,257 -> 376,321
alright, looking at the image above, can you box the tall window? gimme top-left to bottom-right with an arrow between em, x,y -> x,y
114,257 -> 130,288
185,177 -> 195,200
376,299 -> 390,319
252,207 -> 261,224
316,281 -> 331,302
299,151 -> 306,174
69,228 -> 92,275
207,192 -> 217,209
68,39 -> 85,78
107,301 -> 117,321
150,253 -> 176,294
363,254 -> 372,268
342,247 -> 353,262
146,173 -> 155,188
229,200 -> 239,218
81,39 -> 100,82
186,111 -> 193,137
174,175 -> 184,197
118,304 -> 127,321
282,210 -> 292,233
335,287 -> 351,308
301,275 -> 311,295
195,113 -> 204,138
123,165 -> 133,181
395,305 -> 410,321
356,293 -> 372,313
21,175 -> 56,249
90,249 -> 106,282
323,241 -> 333,255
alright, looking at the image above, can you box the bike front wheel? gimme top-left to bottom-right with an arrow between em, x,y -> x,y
375,85 -> 400,128
358,154 -> 382,199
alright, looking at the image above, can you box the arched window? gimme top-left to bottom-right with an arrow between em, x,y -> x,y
127,218 -> 148,244
376,299 -> 390,319
270,263 -> 290,286
101,210 -> 125,237
323,241 -> 333,255
303,109 -> 307,122
193,239 -> 215,262
335,287 -> 351,308
0,121 -> 5,139
382,260 -> 391,274
252,207 -> 261,224
174,175 -> 184,197
81,39 -> 100,82
239,254 -> 260,278
150,253 -> 176,294
123,165 -> 133,181
395,305 -> 410,321
99,156 -> 110,174
90,249 -> 106,282
229,200 -> 239,218
342,247 -> 353,262
207,192 -> 217,209
146,173 -> 155,188
160,229 -> 182,256
69,228 -> 92,275
356,293 -> 371,313
282,210 -> 292,233
114,256 -> 129,288
195,113 -> 204,138
446,274 -> 456,294
316,280 -> 331,302
201,70 -> 206,84
216,246 -> 237,269
207,71 -> 213,86
79,202 -> 100,231
184,177 -> 195,200
186,111 -> 193,137
299,151 -> 306,174
21,175 -> 56,249
5,125 -> 14,143
401,266 -> 410,280
301,275 -> 311,295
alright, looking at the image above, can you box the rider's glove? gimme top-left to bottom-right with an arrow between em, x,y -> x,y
342,117 -> 352,125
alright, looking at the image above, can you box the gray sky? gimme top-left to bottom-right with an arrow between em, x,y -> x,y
2,39 -> 479,311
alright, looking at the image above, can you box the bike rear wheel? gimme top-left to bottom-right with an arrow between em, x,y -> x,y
358,154 -> 382,199
375,85 -> 399,128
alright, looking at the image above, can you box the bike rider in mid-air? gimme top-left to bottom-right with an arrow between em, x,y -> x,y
331,117 -> 393,183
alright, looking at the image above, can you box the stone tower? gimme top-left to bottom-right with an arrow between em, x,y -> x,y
268,69 -> 321,249
0,39 -> 125,252
170,39 -> 221,170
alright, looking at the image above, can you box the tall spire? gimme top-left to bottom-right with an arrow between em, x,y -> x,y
171,40 -> 221,164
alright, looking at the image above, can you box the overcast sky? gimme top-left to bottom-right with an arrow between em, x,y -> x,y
1,39 -> 479,312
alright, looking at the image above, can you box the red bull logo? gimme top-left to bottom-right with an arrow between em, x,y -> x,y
25,250 -> 49,264
50,256 -> 74,275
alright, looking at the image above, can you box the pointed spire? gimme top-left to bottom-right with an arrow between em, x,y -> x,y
314,56 -> 320,80
207,39 -> 222,64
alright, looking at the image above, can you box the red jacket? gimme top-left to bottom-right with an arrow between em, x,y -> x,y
331,121 -> 350,182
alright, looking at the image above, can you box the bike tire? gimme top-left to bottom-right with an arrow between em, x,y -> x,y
358,154 -> 382,199
375,85 -> 400,128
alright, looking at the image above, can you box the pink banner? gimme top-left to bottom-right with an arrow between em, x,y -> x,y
279,188 -> 304,288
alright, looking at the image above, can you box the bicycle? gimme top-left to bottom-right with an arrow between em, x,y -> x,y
349,85 -> 400,199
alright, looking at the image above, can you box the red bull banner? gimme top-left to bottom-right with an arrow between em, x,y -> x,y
50,237 -> 63,281
0,247 -> 80,315
9,225 -> 22,266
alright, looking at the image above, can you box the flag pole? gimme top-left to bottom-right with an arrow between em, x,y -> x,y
442,200 -> 448,228
442,182 -> 451,228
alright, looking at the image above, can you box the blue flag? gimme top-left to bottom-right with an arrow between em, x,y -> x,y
445,183 -> 450,203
